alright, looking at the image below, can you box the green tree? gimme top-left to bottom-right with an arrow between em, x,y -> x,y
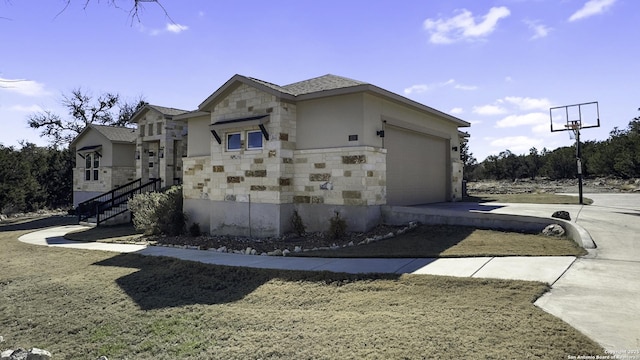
460,138 -> 478,180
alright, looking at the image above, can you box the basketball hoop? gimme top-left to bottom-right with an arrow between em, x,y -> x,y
549,102 -> 601,205
565,121 -> 581,140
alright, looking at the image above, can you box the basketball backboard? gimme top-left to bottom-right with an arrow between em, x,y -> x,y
550,101 -> 600,133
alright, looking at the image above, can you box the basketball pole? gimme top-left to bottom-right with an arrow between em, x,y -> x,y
575,127 -> 583,205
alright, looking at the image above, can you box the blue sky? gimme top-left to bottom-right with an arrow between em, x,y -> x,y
1,0 -> 638,161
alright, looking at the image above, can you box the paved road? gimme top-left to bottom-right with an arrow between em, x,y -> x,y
534,194 -> 640,352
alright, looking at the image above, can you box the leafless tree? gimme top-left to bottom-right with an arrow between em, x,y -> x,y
27,88 -> 146,147
56,0 -> 173,23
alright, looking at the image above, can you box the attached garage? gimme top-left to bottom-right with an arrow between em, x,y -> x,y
385,124 -> 449,205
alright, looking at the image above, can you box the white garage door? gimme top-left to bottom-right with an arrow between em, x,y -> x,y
385,125 -> 448,205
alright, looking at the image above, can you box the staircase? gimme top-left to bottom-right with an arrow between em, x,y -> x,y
77,178 -> 162,226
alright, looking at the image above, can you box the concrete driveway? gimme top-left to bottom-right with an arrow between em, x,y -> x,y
534,194 -> 640,352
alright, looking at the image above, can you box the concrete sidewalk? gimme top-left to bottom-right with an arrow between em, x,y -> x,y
18,225 -> 576,284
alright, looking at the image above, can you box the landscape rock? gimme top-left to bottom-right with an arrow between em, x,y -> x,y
282,249 -> 291,256
542,224 -> 565,237
551,211 -> 571,221
25,348 -> 51,360
0,348 -> 50,360
1,350 -> 12,360
294,246 -> 302,253
97,357 -> 109,360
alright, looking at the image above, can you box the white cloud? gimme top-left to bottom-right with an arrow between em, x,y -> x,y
454,83 -> 478,91
505,76 -> 513,83
488,136 -> 542,152
473,104 -> 508,116
0,78 -> 49,97
450,107 -> 464,114
503,96 -> 552,111
404,79 -> 477,96
569,0 -> 616,22
166,23 -> 189,34
139,22 -> 189,36
403,84 -> 429,95
495,112 -> 548,128
524,20 -> 552,40
423,7 -> 511,44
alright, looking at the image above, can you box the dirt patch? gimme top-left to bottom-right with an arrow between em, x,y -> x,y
467,177 -> 640,195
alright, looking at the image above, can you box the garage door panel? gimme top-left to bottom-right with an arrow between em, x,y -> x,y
386,125 -> 447,205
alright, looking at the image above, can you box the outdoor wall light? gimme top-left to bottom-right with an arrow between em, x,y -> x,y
159,148 -> 164,158
135,150 -> 140,160
376,130 -> 385,138
452,146 -> 458,152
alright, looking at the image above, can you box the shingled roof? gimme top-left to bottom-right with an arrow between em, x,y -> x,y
196,74 -> 469,127
92,125 -> 137,143
146,105 -> 189,117
281,74 -> 367,96
245,74 -> 367,97
129,104 -> 190,123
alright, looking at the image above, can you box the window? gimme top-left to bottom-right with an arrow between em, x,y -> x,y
148,124 -> 153,136
140,124 -> 145,137
247,130 -> 263,149
84,153 -> 100,181
227,133 -> 241,151
157,122 -> 163,135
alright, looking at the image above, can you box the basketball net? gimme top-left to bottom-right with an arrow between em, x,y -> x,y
565,121 -> 581,140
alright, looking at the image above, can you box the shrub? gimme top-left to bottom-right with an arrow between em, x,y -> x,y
328,211 -> 347,239
189,222 -> 202,237
128,186 -> 186,236
290,210 -> 306,236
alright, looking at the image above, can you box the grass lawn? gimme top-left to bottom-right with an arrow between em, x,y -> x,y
464,193 -> 594,205
0,217 -> 604,359
296,224 -> 587,258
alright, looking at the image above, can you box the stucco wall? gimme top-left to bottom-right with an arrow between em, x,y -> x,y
187,115 -> 211,157
74,130 -> 114,166
112,143 -> 135,167
295,93 -> 364,149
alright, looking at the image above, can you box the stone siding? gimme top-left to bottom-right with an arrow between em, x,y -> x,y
293,146 -> 387,207
136,109 -> 188,186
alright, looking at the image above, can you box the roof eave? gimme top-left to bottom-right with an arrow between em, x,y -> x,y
198,74 -> 296,111
368,85 -> 471,127
174,111 -> 211,121
296,84 -> 471,127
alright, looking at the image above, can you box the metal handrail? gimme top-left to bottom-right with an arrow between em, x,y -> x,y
77,178 -> 161,225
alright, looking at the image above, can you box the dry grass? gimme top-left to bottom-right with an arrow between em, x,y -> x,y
465,193 -> 594,205
0,217 -> 604,359
297,225 -> 587,258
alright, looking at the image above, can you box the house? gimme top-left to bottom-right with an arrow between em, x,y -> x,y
129,104 -> 189,188
70,124 -> 137,207
178,74 -> 470,237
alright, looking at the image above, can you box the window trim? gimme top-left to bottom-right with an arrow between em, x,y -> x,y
226,132 -> 242,151
246,130 -> 263,150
